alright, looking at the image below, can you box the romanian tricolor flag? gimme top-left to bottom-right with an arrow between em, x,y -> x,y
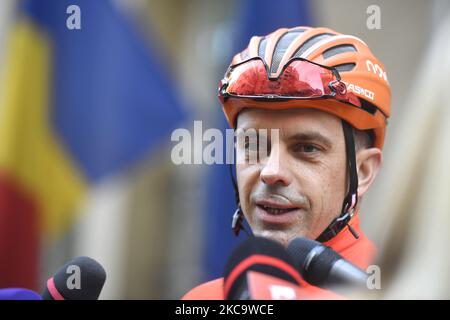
0,0 -> 185,291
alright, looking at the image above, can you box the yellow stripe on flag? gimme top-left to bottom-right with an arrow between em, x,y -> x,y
0,19 -> 87,239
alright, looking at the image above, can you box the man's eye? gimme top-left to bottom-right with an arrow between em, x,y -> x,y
295,144 -> 320,153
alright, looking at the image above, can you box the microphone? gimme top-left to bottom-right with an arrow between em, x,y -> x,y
287,237 -> 368,292
0,288 -> 42,300
223,236 -> 303,300
41,256 -> 106,300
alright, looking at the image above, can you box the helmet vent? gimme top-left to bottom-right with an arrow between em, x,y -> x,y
270,29 -> 305,74
323,44 -> 356,59
360,99 -> 378,115
292,33 -> 334,58
258,38 -> 268,59
333,63 -> 356,72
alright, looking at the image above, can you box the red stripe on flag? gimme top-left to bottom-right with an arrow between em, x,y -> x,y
0,171 -> 40,291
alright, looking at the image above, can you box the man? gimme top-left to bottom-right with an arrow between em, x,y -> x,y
183,26 -> 390,299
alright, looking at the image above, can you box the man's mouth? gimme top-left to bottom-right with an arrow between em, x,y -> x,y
257,204 -> 297,215
254,199 -> 301,225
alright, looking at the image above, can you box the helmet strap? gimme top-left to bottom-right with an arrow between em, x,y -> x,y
229,163 -> 251,236
316,120 -> 360,242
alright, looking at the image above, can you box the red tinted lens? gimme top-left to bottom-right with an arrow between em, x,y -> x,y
225,59 -> 335,98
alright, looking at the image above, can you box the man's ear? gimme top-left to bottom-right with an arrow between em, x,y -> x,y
356,148 -> 382,197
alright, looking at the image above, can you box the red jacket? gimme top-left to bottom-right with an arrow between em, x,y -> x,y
182,214 -> 376,300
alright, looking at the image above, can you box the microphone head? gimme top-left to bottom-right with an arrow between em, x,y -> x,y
0,288 -> 42,300
224,236 -> 301,299
287,237 -> 341,286
42,256 -> 106,300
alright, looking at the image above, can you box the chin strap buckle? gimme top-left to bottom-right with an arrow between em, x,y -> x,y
231,207 -> 243,236
231,206 -> 251,237
316,206 -> 359,243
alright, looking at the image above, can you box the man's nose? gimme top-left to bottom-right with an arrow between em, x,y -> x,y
260,144 -> 292,186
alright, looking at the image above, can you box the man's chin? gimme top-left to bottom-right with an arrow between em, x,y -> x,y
253,229 -> 300,248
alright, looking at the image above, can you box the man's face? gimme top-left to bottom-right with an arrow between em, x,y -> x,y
236,108 -> 347,247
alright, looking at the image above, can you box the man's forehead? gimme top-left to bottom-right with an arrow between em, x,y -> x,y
236,107 -> 342,135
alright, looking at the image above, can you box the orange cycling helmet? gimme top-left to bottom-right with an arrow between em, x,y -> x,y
219,26 -> 391,242
219,26 -> 391,149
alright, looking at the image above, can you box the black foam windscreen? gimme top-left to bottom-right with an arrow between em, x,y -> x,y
287,237 -> 318,269
304,247 -> 340,286
287,237 -> 340,286
42,256 -> 106,300
223,236 -> 299,299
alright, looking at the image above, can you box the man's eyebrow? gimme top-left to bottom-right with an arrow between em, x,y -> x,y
287,132 -> 333,147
